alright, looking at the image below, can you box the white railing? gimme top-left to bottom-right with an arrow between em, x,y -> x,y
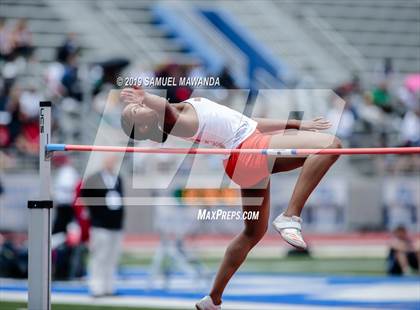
301,8 -> 367,73
97,0 -> 160,64
166,1 -> 248,81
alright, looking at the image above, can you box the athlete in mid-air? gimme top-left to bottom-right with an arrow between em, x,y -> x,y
120,87 -> 341,310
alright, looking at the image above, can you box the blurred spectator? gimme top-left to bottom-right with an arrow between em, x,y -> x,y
392,107 -> 420,173
400,108 -> 420,148
398,74 -> 420,115
0,18 -> 42,159
44,58 -> 65,99
19,82 -> 41,120
357,91 -> 384,129
73,180 -> 90,243
11,82 -> 40,155
44,33 -> 82,101
0,109 -> 11,147
387,225 -> 419,275
6,85 -> 38,154
371,81 -> 392,114
52,230 -> 87,281
57,33 -> 80,64
92,57 -> 130,112
0,18 -> 13,61
80,154 -> 125,297
98,58 -> 130,88
155,63 -> 192,102
218,66 -> 237,90
61,51 -> 82,101
52,155 -> 80,235
0,232 -> 28,278
5,85 -> 24,147
397,84 -> 418,112
50,159 -> 88,281
383,57 -> 394,79
374,57 -> 396,88
10,19 -> 33,59
0,18 -> 33,62
334,75 -> 361,99
214,65 -> 238,105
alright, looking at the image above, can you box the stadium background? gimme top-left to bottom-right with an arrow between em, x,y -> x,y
0,0 -> 419,309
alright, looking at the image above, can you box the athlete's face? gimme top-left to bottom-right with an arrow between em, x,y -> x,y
129,104 -> 159,134
121,103 -> 162,141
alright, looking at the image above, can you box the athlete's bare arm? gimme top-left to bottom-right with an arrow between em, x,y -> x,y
121,87 -> 330,137
254,117 -> 332,133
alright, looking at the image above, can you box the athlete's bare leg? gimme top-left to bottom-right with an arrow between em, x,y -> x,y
268,130 -> 342,217
208,130 -> 340,304
209,179 -> 270,305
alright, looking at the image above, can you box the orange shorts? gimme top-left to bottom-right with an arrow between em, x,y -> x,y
223,129 -> 271,188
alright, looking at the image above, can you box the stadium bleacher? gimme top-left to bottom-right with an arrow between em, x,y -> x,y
282,0 -> 420,79
0,1 -> 419,309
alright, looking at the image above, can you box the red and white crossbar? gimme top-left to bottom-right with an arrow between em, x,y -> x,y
46,144 -> 420,156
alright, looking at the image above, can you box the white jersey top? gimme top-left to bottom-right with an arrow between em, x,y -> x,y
184,97 -> 257,149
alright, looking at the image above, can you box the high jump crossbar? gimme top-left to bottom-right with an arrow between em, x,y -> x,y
46,144 -> 420,156
28,102 -> 420,310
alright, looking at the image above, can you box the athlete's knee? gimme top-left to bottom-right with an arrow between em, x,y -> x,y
243,224 -> 268,245
333,137 -> 343,149
326,137 -> 342,160
328,136 -> 342,149
327,137 -> 342,163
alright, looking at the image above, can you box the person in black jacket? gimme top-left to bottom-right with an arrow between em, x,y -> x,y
387,225 -> 419,276
80,154 -> 124,297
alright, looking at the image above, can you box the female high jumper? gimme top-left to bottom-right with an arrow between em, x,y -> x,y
119,87 -> 341,310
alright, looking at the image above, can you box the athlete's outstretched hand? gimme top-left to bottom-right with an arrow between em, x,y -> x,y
120,87 -> 145,106
300,117 -> 332,131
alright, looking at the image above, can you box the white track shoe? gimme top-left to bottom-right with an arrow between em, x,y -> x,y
273,213 -> 307,249
195,296 -> 222,310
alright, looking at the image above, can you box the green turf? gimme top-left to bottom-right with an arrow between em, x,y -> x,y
121,253 -> 387,275
0,301 -> 173,310
236,256 -> 386,274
